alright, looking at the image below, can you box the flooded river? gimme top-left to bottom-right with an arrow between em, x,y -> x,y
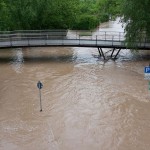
1,19 -> 150,150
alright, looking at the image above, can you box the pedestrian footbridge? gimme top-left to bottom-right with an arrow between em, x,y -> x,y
0,30 -> 150,59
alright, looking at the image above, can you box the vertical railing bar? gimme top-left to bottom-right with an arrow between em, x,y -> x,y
96,35 -> 97,46
76,30 -> 77,39
119,32 -> 120,42
112,35 -> 114,46
144,37 -> 146,48
79,35 -> 80,45
10,35 -> 12,47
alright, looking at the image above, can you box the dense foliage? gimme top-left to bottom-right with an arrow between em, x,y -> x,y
97,0 -> 120,22
0,0 -> 117,31
120,0 -> 150,46
0,0 -> 79,30
72,0 -> 100,30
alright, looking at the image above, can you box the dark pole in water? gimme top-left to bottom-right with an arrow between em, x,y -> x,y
37,81 -> 43,112
39,88 -> 42,111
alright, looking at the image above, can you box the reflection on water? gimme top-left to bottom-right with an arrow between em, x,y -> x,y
0,19 -> 150,150
10,48 -> 24,73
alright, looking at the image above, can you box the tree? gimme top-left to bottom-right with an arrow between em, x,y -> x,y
121,0 -> 150,46
0,0 -> 10,30
72,0 -> 100,30
0,0 -> 79,30
97,0 -> 120,22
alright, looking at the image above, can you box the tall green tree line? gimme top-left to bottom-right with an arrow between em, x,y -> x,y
0,0 -> 79,30
0,0 -> 116,31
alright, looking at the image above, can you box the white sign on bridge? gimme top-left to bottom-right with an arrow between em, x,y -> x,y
144,66 -> 150,80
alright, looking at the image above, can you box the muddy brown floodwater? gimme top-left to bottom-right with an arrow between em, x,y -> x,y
1,19 -> 150,150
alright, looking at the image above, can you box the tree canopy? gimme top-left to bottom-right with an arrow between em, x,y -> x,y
120,0 -> 150,46
0,0 -> 115,31
0,0 -> 79,30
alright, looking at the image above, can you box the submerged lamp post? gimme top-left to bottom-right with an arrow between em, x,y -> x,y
37,81 -> 43,112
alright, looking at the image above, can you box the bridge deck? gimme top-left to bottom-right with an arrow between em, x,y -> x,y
0,30 -> 150,49
1,39 -> 150,50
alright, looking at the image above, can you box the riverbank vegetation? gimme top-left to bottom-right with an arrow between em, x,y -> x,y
0,0 -> 79,30
0,0 -> 119,31
120,0 -> 150,47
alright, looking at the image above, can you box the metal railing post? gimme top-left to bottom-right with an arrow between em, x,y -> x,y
28,38 -> 29,46
45,35 -> 47,45
76,30 -> 77,39
10,36 -> 11,46
144,37 -> 146,48
112,35 -> 114,46
62,36 -> 64,45
79,35 -> 80,45
96,35 -> 97,46
105,32 -> 106,41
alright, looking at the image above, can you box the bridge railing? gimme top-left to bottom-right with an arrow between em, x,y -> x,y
0,30 -> 150,42
0,31 -> 125,43
67,30 -> 125,41
0,30 -> 150,49
70,30 -> 150,42
0,30 -> 68,41
0,29 -> 67,34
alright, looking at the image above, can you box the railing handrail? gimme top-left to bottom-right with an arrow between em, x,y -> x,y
0,29 -> 68,34
0,30 -> 125,38
0,30 -> 150,46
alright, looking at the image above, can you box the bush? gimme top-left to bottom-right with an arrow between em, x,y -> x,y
72,14 -> 99,30
100,13 -> 109,22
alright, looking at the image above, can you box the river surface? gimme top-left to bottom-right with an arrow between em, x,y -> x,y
1,19 -> 150,150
